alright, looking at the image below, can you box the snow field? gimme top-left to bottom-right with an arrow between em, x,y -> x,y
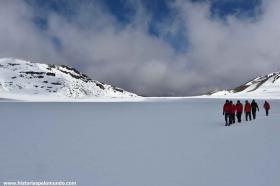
0,99 -> 279,186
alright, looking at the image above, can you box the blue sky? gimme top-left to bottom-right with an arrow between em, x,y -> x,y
0,0 -> 278,96
26,0 -> 262,52
27,0 -> 262,23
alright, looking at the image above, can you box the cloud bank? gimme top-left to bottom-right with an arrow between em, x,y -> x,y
0,0 -> 279,96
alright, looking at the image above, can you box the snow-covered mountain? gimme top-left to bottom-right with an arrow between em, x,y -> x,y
207,71 -> 280,98
0,58 -> 138,100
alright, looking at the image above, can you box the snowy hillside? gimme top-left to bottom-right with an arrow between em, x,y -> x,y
0,58 -> 138,100
206,71 -> 280,98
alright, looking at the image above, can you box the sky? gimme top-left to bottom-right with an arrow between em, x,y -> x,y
0,0 -> 279,96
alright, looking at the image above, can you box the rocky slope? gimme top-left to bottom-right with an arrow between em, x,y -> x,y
0,58 -> 138,100
207,71 -> 280,98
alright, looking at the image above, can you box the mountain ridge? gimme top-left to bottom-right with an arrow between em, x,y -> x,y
207,71 -> 280,98
0,58 -> 138,101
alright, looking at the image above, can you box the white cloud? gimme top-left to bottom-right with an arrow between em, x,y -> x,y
0,0 -> 279,96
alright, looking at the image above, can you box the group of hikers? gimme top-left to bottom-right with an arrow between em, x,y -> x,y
223,99 -> 271,126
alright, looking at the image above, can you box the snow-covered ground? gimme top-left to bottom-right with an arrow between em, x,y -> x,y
0,99 -> 279,186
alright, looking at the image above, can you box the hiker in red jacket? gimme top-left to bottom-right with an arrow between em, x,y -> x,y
235,100 -> 243,123
263,101 -> 271,116
244,100 -> 252,121
230,101 -> 236,124
223,100 -> 231,126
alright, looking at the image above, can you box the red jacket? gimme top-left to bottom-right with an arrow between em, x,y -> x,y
231,104 -> 236,114
244,103 -> 251,112
236,103 -> 243,113
263,102 -> 270,110
223,103 -> 231,114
